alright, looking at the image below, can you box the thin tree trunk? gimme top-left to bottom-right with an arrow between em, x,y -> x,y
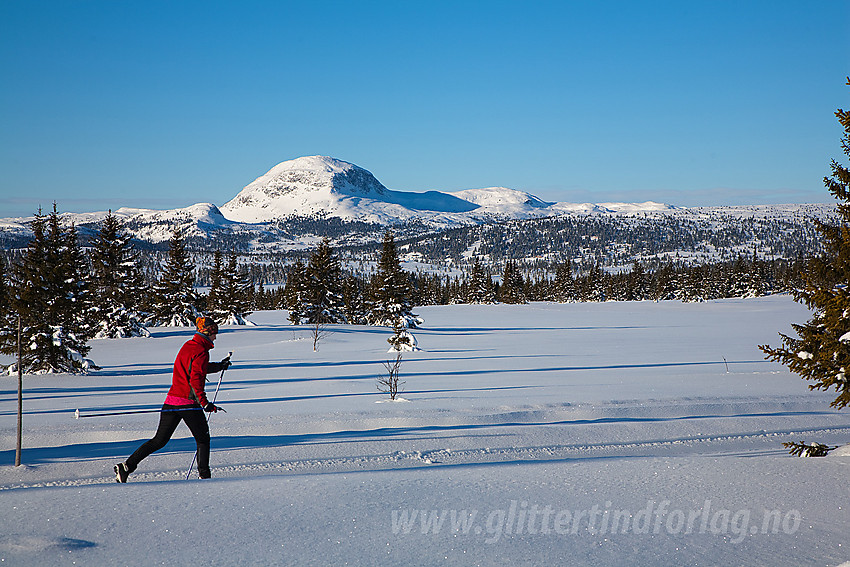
16,314 -> 22,467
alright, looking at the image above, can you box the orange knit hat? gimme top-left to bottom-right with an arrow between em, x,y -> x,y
195,316 -> 219,336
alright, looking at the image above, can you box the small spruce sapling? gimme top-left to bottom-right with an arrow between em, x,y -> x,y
377,318 -> 418,400
387,318 -> 418,353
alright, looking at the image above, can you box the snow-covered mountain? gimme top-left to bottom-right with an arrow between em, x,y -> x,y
220,156 -> 478,224
219,156 -> 677,225
0,155 -> 685,245
0,155 -> 836,253
0,203 -> 236,247
114,203 -> 235,241
27,203 -> 237,244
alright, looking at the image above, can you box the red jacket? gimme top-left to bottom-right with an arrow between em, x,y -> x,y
167,333 -> 219,407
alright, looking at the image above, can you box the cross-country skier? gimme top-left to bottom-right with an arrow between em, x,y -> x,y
114,317 -> 231,482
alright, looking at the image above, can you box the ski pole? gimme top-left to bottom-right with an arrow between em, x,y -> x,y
186,352 -> 231,480
74,408 -> 192,419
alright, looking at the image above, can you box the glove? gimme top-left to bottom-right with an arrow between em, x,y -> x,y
220,357 -> 232,370
204,402 -> 225,413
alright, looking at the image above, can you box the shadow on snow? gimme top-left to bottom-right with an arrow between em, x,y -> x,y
3,409 -> 844,466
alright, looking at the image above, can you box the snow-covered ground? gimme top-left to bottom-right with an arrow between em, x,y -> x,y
1,297 -> 849,566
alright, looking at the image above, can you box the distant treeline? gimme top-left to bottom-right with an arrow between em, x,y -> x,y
251,255 -> 803,310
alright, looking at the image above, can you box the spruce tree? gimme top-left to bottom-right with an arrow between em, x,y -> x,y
5,206 -> 96,373
551,262 -> 576,302
303,238 -> 345,324
0,254 -> 15,365
206,250 -> 225,321
578,264 -> 605,302
283,260 -> 308,324
679,266 -> 704,302
214,251 -> 254,325
3,210 -> 48,370
497,260 -> 527,304
760,79 -> 850,454
422,273 -> 448,305
90,211 -> 148,338
626,262 -> 647,301
343,275 -> 367,325
652,263 -> 678,301
465,261 -> 496,304
387,319 -> 418,352
61,221 -> 97,346
150,227 -> 200,326
253,282 -> 268,310
368,230 -> 420,327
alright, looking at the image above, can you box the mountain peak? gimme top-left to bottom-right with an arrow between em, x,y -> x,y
449,187 -> 553,210
261,155 -> 355,178
218,156 -> 680,225
220,156 -> 392,223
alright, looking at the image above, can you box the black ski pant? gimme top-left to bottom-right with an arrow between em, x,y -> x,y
125,404 -> 210,477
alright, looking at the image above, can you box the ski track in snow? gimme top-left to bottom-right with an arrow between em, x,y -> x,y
4,424 -> 849,491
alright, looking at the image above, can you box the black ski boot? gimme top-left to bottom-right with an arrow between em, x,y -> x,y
114,462 -> 130,483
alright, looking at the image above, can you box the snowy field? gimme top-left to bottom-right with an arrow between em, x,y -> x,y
1,296 -> 850,566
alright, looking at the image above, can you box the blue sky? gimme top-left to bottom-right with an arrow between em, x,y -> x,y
1,1 -> 848,218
